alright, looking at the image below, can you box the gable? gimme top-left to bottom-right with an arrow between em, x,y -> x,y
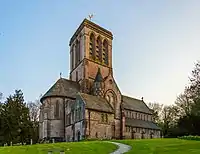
122,95 -> 152,114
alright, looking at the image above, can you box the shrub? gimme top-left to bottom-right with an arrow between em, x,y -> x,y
178,135 -> 200,141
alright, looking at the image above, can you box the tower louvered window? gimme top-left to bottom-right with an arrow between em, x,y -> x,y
89,33 -> 95,59
96,36 -> 102,61
77,40 -> 80,62
75,40 -> 80,65
70,48 -> 72,70
71,45 -> 75,69
103,40 -> 108,65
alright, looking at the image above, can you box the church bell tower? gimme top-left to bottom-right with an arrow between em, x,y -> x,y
69,19 -> 122,139
69,18 -> 113,94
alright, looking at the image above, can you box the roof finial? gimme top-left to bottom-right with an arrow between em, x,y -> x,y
88,14 -> 94,21
60,72 -> 62,79
141,97 -> 144,101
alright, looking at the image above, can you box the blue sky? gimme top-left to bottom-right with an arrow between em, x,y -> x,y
1,0 -> 200,105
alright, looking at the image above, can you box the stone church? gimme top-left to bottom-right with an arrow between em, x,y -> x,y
39,19 -> 161,142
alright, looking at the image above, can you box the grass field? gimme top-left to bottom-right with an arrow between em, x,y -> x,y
0,141 -> 117,154
117,138 -> 200,154
1,138 -> 200,154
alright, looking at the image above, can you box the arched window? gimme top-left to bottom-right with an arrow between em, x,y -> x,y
75,40 -> 78,65
101,113 -> 104,122
105,91 -> 116,109
96,36 -> 102,61
75,40 -> 80,65
70,48 -> 72,70
55,100 -> 59,118
89,33 -> 95,59
105,114 -> 108,123
78,40 -> 80,62
76,71 -> 78,82
103,40 -> 108,65
72,110 -> 74,122
71,45 -> 75,69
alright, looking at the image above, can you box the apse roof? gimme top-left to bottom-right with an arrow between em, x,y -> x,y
41,78 -> 80,101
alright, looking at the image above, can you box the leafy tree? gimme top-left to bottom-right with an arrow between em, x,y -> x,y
175,87 -> 193,117
177,114 -> 200,136
149,102 -> 180,137
0,92 -> 4,145
174,61 -> 200,136
161,105 -> 180,137
149,61 -> 200,137
0,90 -> 32,144
189,61 -> 200,116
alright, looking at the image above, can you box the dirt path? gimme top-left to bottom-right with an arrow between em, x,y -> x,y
108,141 -> 131,154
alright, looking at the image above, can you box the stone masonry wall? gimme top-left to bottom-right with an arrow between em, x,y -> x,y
85,109 -> 114,139
124,127 -> 161,139
65,125 -> 73,141
40,97 -> 65,139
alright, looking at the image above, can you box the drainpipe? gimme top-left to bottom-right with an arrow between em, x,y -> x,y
83,102 -> 86,139
88,110 -> 91,136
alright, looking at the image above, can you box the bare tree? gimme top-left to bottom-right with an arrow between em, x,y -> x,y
175,88 -> 193,117
148,102 -> 163,124
0,92 -> 2,102
28,99 -> 40,122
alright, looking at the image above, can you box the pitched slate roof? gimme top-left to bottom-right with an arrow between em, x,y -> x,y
122,95 -> 152,114
79,93 -> 114,113
41,78 -> 80,101
125,118 -> 161,130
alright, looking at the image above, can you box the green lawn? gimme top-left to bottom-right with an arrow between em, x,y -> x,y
0,141 -> 117,154
1,138 -> 200,154
116,138 -> 200,154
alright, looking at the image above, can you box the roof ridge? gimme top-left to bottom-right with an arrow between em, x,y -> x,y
60,78 -> 78,83
122,95 -> 142,102
80,93 -> 106,100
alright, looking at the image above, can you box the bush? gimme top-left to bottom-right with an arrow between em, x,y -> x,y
81,138 -> 110,142
178,135 -> 200,141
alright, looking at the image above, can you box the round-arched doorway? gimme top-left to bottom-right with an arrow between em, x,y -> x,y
77,131 -> 81,141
